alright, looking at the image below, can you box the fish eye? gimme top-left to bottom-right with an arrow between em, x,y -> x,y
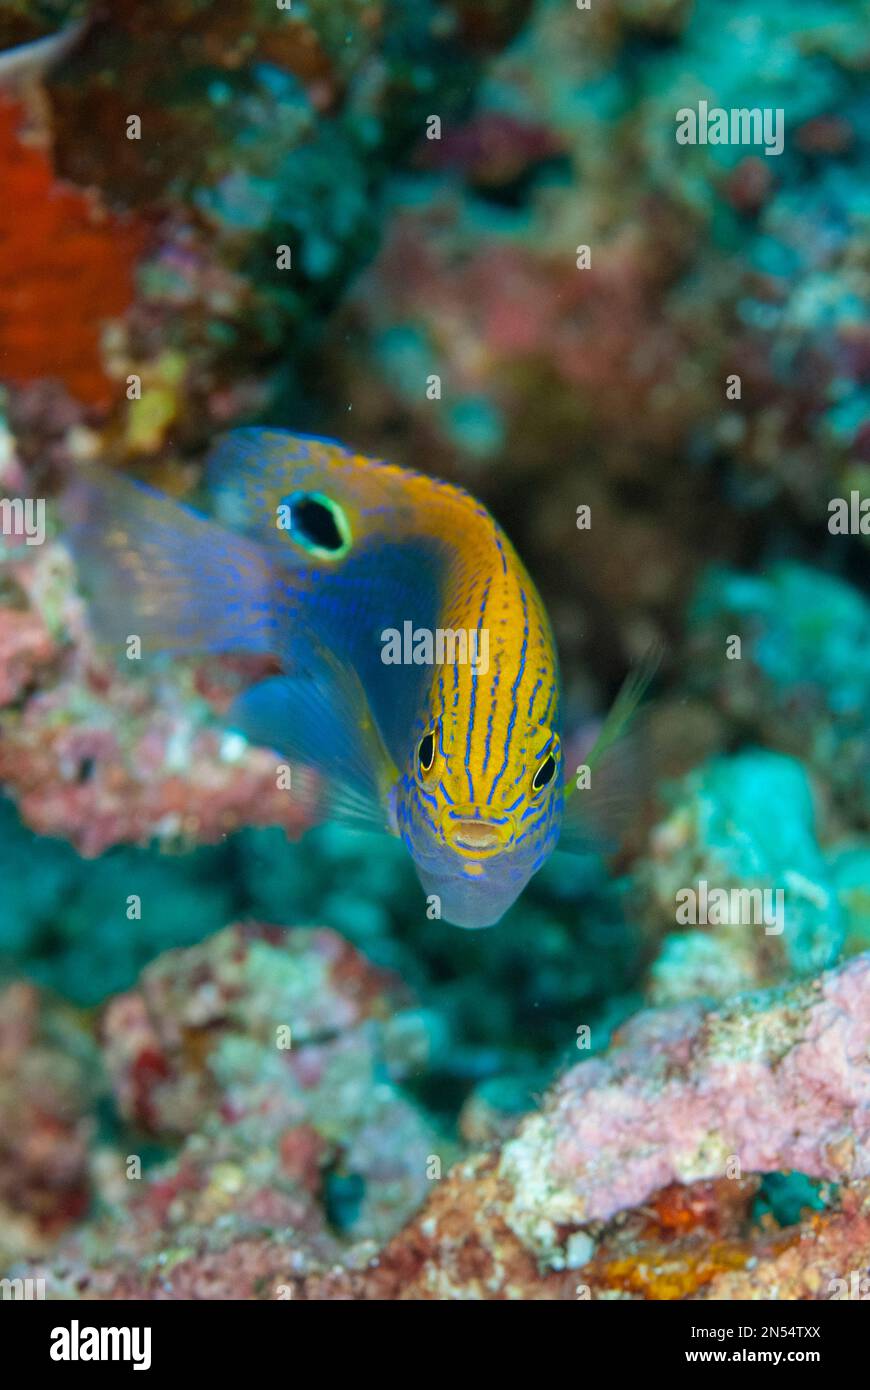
418,730 -> 437,777
531,752 -> 556,793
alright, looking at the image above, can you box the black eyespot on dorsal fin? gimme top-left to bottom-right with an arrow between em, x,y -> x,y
278,491 -> 351,558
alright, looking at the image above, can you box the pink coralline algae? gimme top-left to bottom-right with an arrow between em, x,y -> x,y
499,954 -> 870,1260
0,603 -> 56,706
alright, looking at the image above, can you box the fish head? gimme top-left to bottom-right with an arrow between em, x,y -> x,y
395,712 -> 564,928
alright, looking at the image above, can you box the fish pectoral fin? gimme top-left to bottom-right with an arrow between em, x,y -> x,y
229,637 -> 397,833
560,642 -> 663,853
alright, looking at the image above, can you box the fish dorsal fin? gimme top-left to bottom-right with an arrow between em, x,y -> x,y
204,429 -> 464,762
205,429 -> 429,561
65,466 -> 398,832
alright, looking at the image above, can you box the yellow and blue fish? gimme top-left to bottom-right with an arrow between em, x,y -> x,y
66,429 -> 653,928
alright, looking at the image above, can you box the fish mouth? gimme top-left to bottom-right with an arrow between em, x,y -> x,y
443,811 -> 513,856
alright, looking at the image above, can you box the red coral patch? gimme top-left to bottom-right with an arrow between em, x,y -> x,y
0,99 -> 146,410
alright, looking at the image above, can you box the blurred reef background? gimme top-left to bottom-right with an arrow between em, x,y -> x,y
0,0 -> 868,1298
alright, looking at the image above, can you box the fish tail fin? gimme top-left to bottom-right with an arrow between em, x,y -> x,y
63,465 -> 280,658
560,641 -> 663,852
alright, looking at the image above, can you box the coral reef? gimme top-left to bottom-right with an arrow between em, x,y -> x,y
0,0 -> 867,1303
684,565 -> 870,825
645,749 -> 846,999
13,924 -> 450,1296
498,952 -> 870,1252
0,981 -> 96,1267
11,932 -> 870,1299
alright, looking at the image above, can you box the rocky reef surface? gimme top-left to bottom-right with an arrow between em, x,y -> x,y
0,0 -> 867,1299
5,926 -> 869,1300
